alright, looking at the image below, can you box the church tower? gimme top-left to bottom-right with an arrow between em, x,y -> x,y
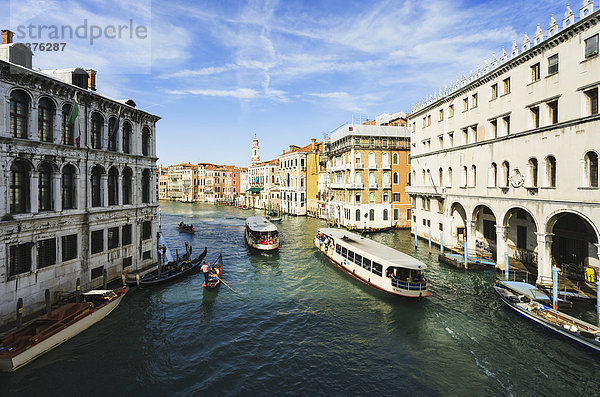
251,134 -> 260,165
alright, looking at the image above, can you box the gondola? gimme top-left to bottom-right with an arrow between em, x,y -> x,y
177,222 -> 196,234
203,254 -> 223,289
136,247 -> 207,288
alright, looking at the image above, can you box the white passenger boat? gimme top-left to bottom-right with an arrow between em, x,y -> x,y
245,216 -> 280,251
0,287 -> 128,372
494,281 -> 600,353
314,228 -> 429,298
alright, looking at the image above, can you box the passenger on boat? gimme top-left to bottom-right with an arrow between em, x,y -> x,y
201,261 -> 210,285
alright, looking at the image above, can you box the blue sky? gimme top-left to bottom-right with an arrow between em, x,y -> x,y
2,0 -> 579,166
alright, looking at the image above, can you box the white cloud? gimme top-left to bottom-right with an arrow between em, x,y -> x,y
166,88 -> 260,99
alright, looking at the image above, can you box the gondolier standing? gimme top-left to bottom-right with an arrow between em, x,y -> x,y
201,261 -> 210,285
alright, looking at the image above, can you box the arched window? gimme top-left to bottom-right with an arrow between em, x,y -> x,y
383,209 -> 388,221
422,170 -> 426,184
142,127 -> 151,156
108,167 -> 119,205
38,163 -> 53,211
355,209 -> 360,221
122,167 -> 133,204
407,172 -> 411,186
393,172 -> 399,184
91,165 -> 104,207
355,152 -> 361,164
10,90 -> 29,139
62,165 -> 77,210
439,168 -> 443,186
108,117 -> 118,152
462,166 -> 467,187
369,172 -> 375,185
448,167 -> 453,186
546,156 -> 556,187
142,169 -> 151,203
122,121 -> 132,154
369,192 -> 375,203
490,163 -> 497,187
382,152 -> 389,165
383,192 -> 389,202
471,165 -> 477,187
354,172 -> 361,185
369,209 -> 375,221
585,151 -> 598,188
528,158 -> 538,187
383,172 -> 389,185
392,153 -> 399,165
502,161 -> 510,187
38,98 -> 55,142
10,160 -> 30,213
91,113 -> 104,149
62,104 -> 74,145
368,152 -> 375,166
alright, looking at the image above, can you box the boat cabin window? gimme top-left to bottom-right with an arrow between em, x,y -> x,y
355,254 -> 362,266
347,250 -> 354,262
336,245 -> 341,255
372,262 -> 383,276
341,247 -> 347,258
363,258 -> 371,271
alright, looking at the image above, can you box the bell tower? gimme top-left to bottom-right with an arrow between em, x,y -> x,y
251,134 -> 260,165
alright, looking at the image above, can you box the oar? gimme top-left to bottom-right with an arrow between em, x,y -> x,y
214,275 -> 236,293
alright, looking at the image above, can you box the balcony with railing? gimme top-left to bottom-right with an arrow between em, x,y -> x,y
382,183 -> 391,189
405,185 -> 445,196
368,163 -> 377,169
350,183 -> 364,189
369,183 -> 378,189
382,163 -> 391,170
355,162 -> 364,170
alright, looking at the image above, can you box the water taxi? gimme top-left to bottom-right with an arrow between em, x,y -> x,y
245,216 -> 280,251
314,228 -> 429,298
0,287 -> 128,372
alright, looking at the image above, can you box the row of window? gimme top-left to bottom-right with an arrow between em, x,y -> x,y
8,222 -> 151,277
333,152 -> 401,167
415,33 -> 599,133
335,244 -> 383,277
9,90 -> 153,155
9,160 -> 152,214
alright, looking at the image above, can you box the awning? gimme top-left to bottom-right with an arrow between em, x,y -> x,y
247,187 -> 262,193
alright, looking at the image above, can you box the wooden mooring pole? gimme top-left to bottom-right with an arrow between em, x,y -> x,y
16,298 -> 23,327
103,268 -> 108,290
75,278 -> 81,303
45,289 -> 51,314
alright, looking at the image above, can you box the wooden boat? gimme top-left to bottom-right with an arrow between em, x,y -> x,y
245,216 -> 280,251
203,254 -> 223,289
177,223 -> 196,234
494,281 -> 600,353
314,228 -> 429,298
0,287 -> 128,372
136,247 -> 207,288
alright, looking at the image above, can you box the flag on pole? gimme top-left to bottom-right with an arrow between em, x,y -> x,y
68,93 -> 81,148
109,112 -> 120,150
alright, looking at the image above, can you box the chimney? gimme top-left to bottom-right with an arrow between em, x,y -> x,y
1,30 -> 13,44
311,138 -> 316,151
86,69 -> 97,91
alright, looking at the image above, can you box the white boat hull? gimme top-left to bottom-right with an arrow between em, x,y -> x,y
0,293 -> 125,372
246,230 -> 279,251
313,237 -> 428,298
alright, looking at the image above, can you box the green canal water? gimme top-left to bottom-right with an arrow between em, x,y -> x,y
2,201 -> 600,396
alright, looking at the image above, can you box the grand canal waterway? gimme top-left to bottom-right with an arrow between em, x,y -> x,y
2,201 -> 600,396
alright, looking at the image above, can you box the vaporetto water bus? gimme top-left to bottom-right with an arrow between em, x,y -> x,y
314,228 -> 429,298
245,216 -> 280,251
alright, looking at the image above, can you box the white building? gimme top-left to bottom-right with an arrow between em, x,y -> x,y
0,30 -> 159,326
278,145 -> 309,216
407,3 -> 600,284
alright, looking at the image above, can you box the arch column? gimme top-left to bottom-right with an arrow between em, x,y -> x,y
495,225 -> 508,269
52,172 -> 61,211
466,219 -> 476,251
54,108 -> 62,145
74,173 -> 82,210
30,171 -> 39,213
29,102 -> 38,141
536,232 -> 554,286
102,121 -> 109,150
117,174 -> 123,205
101,174 -> 108,207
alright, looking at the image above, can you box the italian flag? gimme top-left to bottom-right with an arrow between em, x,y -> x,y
68,93 -> 81,148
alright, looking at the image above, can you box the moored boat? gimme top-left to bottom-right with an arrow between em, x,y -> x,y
177,222 -> 196,234
0,287 -> 128,372
314,228 -> 429,298
245,216 -> 280,251
494,281 -> 600,353
203,254 -> 223,289
136,247 -> 207,288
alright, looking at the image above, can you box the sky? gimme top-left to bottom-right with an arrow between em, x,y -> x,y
1,0 -> 580,166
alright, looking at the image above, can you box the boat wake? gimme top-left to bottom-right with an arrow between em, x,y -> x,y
471,350 -> 515,397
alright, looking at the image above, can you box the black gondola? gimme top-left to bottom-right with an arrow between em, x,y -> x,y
203,254 -> 223,289
177,222 -> 196,234
135,247 -> 207,288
